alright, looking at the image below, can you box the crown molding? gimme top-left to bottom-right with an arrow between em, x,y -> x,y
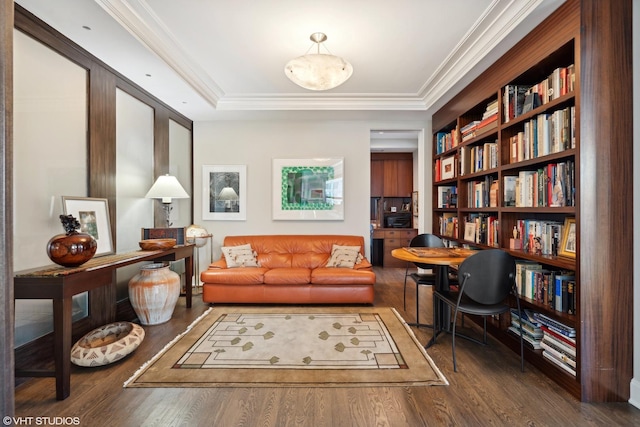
96,0 -> 561,113
95,0 -> 224,108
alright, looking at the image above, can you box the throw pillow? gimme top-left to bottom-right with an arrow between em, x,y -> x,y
221,244 -> 260,268
326,244 -> 363,268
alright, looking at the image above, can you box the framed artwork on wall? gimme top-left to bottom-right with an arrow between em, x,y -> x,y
202,165 -> 247,221
272,158 -> 344,220
62,196 -> 114,256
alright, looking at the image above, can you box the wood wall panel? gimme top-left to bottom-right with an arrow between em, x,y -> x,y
577,0 -> 633,402
1,0 -> 15,416
11,4 -> 194,370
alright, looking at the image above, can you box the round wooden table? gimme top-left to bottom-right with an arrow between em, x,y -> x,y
392,247 -> 477,347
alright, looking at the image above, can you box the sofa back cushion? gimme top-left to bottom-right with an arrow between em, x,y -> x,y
221,235 -> 366,269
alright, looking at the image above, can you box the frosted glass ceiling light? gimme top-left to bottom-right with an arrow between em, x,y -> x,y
285,32 -> 353,91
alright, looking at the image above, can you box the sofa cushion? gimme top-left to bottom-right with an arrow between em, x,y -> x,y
264,268 -> 311,284
221,244 -> 260,268
312,267 -> 376,285
326,245 -> 363,268
200,267 -> 268,285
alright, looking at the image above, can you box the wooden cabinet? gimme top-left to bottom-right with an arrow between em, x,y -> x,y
370,159 -> 384,197
382,229 -> 417,268
371,153 -> 413,197
430,0 -> 631,402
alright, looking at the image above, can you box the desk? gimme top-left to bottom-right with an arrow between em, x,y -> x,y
391,247 -> 475,346
14,245 -> 194,400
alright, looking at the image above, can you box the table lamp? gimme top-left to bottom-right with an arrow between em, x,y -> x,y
145,174 -> 190,227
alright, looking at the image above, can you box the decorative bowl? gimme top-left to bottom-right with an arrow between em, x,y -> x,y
139,238 -> 176,250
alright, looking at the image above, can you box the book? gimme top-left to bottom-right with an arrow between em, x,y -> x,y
541,339 -> 576,366
508,326 -> 542,350
503,176 -> 517,207
543,350 -> 576,377
533,313 -> 576,338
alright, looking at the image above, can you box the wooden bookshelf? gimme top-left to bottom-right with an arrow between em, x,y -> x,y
430,0 -> 632,402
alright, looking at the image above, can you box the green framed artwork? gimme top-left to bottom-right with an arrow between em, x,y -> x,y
272,158 -> 344,220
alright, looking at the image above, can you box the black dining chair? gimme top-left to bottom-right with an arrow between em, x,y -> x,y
403,234 -> 445,327
431,249 -> 524,372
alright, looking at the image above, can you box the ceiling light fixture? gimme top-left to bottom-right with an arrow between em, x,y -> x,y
284,32 -> 353,91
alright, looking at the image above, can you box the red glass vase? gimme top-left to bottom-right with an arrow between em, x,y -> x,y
47,231 -> 97,267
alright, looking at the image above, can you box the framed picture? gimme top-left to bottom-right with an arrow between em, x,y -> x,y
441,155 -> 456,180
62,196 -> 114,256
558,217 -> 576,259
202,165 -> 247,221
412,191 -> 418,216
272,158 -> 344,220
464,222 -> 476,242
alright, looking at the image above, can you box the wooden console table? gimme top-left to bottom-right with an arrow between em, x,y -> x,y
13,244 -> 194,400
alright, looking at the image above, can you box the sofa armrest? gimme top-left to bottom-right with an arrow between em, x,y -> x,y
207,259 -> 228,269
354,258 -> 373,270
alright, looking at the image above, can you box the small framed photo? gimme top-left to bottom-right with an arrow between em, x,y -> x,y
464,222 -> 476,242
62,196 -> 114,256
441,156 -> 456,180
412,191 -> 418,216
558,217 -> 576,259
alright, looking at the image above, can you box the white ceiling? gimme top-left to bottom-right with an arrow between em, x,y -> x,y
16,0 -> 565,123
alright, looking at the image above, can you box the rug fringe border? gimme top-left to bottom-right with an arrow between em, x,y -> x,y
123,307 -> 213,388
390,307 -> 449,386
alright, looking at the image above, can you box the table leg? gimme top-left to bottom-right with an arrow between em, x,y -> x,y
52,297 -> 72,400
425,265 -> 450,349
184,252 -> 193,308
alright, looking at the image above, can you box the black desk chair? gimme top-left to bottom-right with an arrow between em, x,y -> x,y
403,234 -> 444,327
432,249 -> 524,372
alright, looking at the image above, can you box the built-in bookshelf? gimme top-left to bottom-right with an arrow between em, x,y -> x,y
431,0 -> 632,403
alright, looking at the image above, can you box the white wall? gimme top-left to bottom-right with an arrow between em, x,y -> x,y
193,119 -> 428,260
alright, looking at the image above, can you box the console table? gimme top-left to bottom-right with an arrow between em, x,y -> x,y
13,244 -> 194,400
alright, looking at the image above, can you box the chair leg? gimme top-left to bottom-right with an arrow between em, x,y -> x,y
452,305 -> 459,372
483,317 -> 487,344
415,282 -> 420,325
516,298 -> 525,372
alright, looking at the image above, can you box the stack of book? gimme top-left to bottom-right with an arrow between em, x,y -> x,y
508,309 -> 543,350
460,120 -> 481,142
533,312 -> 577,377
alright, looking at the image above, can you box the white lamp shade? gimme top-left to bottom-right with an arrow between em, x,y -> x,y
145,174 -> 190,203
285,53 -> 353,91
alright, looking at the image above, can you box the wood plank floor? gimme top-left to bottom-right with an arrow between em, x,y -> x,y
14,267 -> 640,426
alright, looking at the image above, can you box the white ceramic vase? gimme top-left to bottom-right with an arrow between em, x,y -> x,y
128,263 -> 180,325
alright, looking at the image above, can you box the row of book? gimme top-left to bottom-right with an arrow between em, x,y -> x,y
460,99 -> 499,142
436,185 -> 457,208
466,176 -> 498,209
462,214 -> 499,247
438,213 -> 458,238
460,140 -> 498,175
512,219 -> 565,257
508,106 -> 575,163
508,309 -> 576,377
503,64 -> 576,123
435,128 -> 460,155
515,261 -> 576,313
502,160 -> 574,208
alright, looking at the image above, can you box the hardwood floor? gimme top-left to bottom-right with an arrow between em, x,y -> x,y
14,267 -> 640,426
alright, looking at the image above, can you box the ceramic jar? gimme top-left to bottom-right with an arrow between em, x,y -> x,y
128,263 -> 180,325
47,231 -> 97,267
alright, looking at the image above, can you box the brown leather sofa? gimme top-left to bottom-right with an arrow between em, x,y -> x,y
201,235 -> 376,304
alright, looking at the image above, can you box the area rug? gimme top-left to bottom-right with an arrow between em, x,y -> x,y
124,306 -> 448,388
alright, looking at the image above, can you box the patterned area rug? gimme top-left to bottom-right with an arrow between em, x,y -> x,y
124,306 -> 448,388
